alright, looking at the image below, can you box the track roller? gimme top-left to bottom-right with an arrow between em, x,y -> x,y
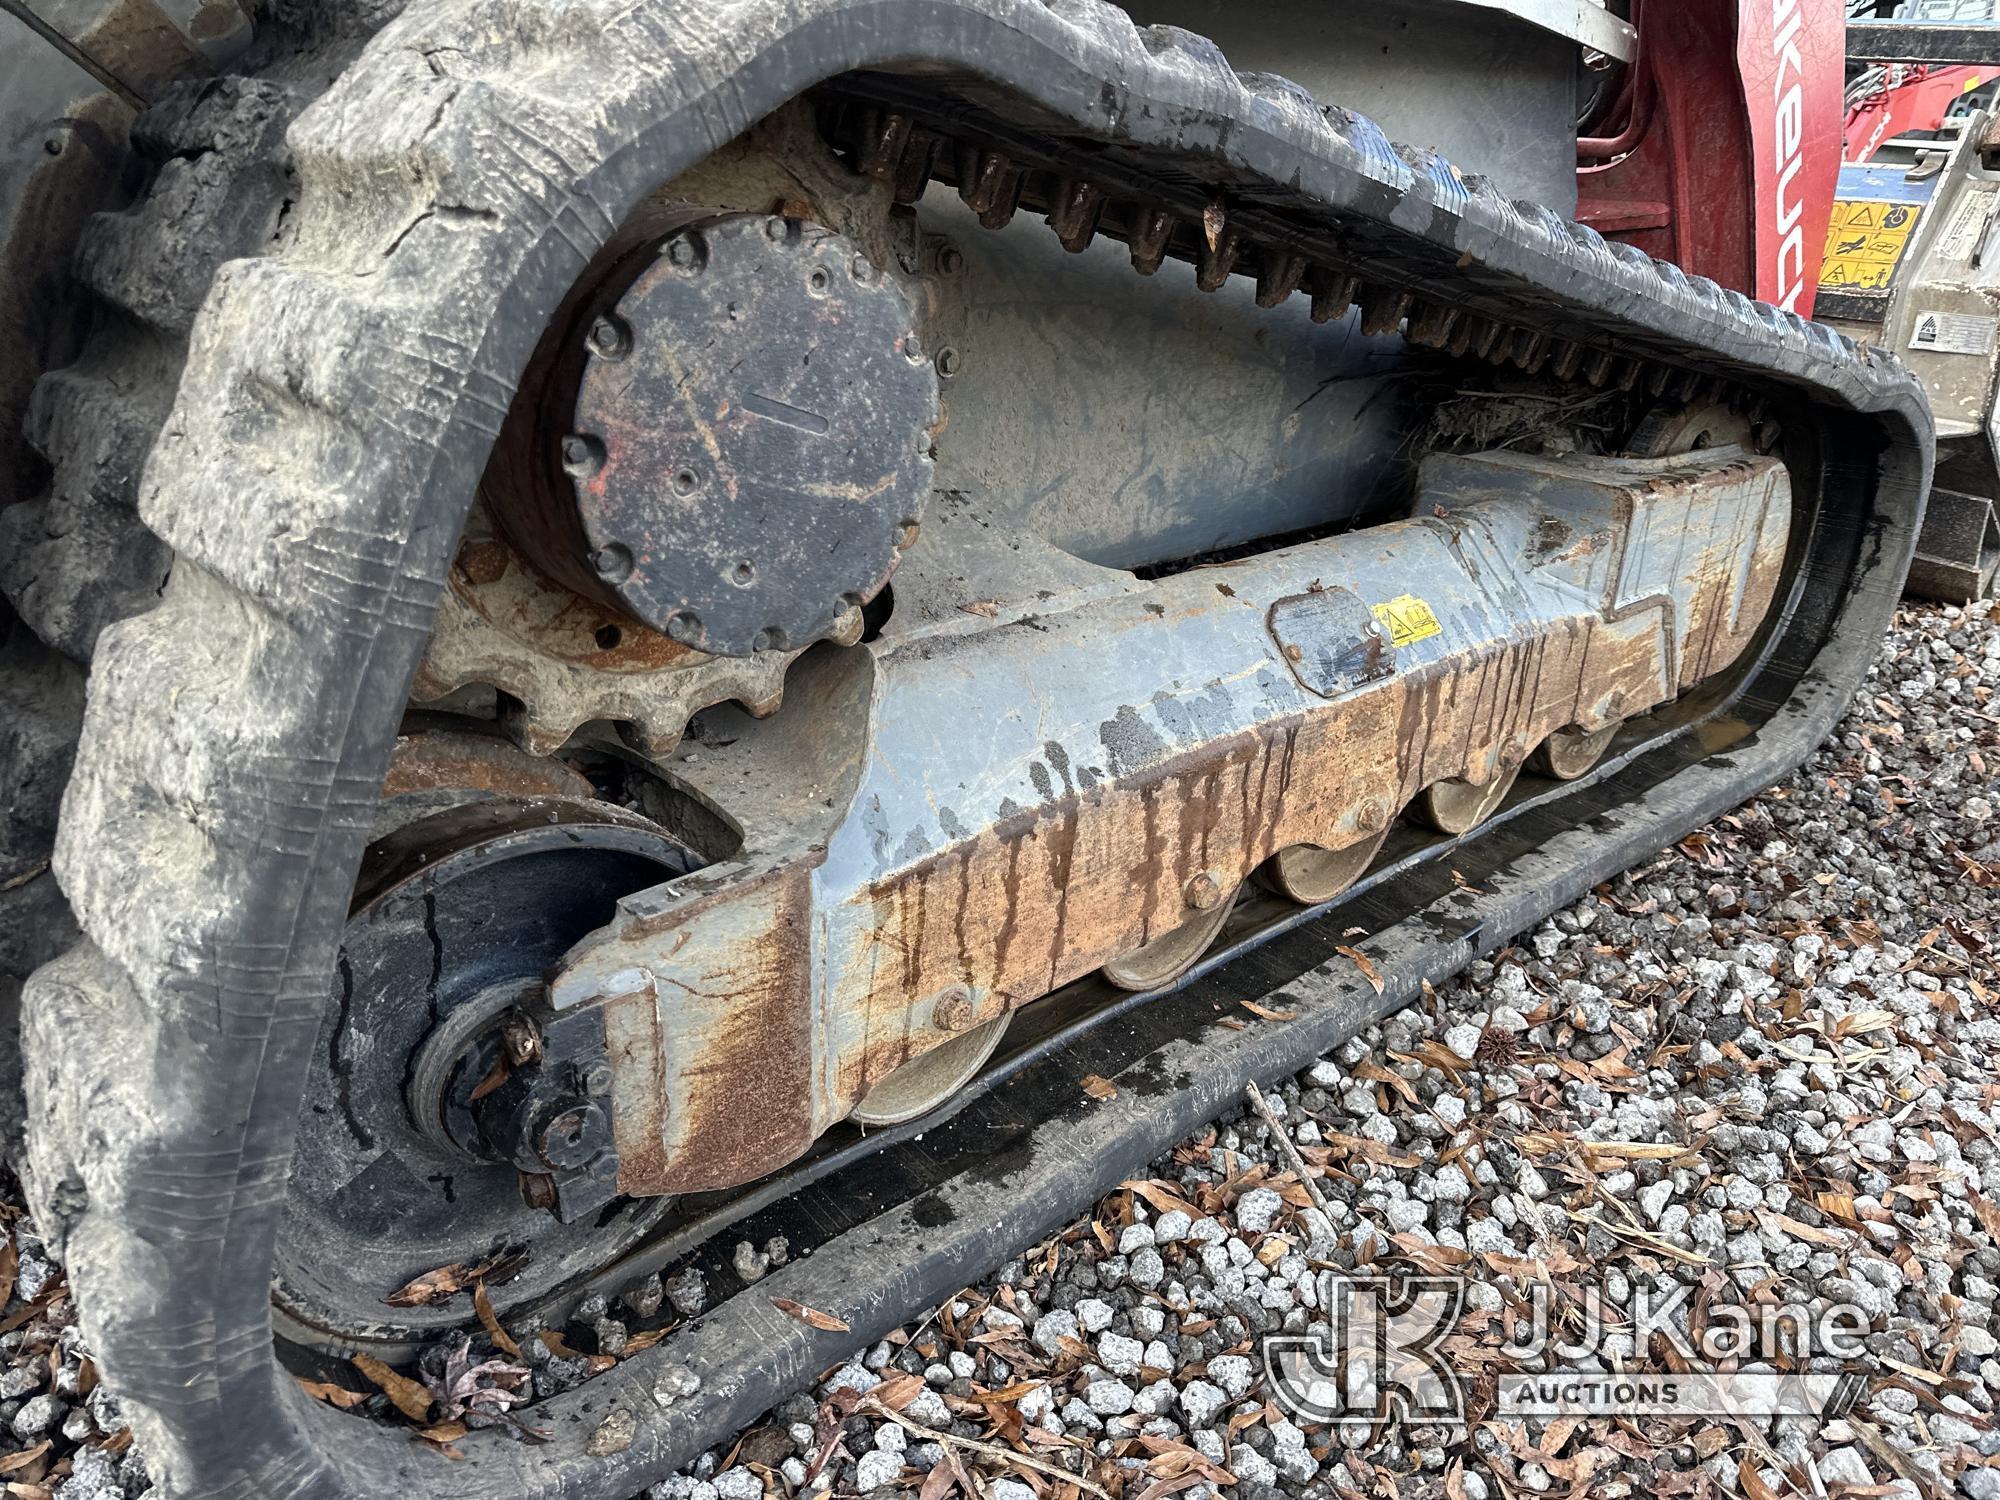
1256,830 -> 1390,906
1102,876 -> 1241,991
1413,765 -> 1522,836
850,1012 -> 1011,1126
1530,723 -> 1620,781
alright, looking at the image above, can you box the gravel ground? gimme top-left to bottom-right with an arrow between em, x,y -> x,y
6,598 -> 2000,1498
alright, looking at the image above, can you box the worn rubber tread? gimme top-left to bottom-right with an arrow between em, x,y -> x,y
18,2 -> 1932,1497
0,77 -> 299,662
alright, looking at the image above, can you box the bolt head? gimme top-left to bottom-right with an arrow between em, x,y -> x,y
590,543 -> 633,583
587,316 -> 629,358
1185,872 -> 1224,911
560,433 -> 604,477
583,1060 -> 614,1097
932,985 -> 976,1033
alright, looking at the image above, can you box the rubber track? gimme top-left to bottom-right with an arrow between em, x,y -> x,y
0,76 -> 298,664
18,2 -> 1931,1497
0,75 -> 299,1154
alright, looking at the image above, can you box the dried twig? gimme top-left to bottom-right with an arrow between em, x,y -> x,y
1246,1079 -> 1331,1214
859,1397 -> 1114,1500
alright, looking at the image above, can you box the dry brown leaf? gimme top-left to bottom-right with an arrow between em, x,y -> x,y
623,1327 -> 669,1357
959,600 -> 999,618
1352,1058 -> 1417,1107
467,1055 -> 510,1102
871,1372 -> 922,1411
1239,1000 -> 1296,1022
0,1444 -> 48,1477
415,1418 -> 470,1460
1334,945 -> 1385,994
1738,1456 -> 1782,1500
771,1297 -> 851,1333
383,1251 -> 512,1309
918,1453 -> 960,1500
1574,1141 -> 1686,1161
969,1379 -> 1047,1406
295,1378 -> 369,1411
1972,1192 -> 2000,1241
1081,1074 -> 1118,1101
1322,1131 -> 1422,1169
0,1286 -> 61,1336
1767,1211 -> 1847,1248
1879,1357 -> 1946,1386
1120,1180 -> 1202,1218
351,1353 -> 435,1424
474,1281 -> 519,1357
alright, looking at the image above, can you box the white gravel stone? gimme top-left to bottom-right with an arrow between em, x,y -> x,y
854,1451 -> 902,1491
1085,1379 -> 1135,1416
1206,1355 -> 1255,1400
1180,1380 -> 1227,1428
1443,1023 -> 1483,1060
1235,1188 -> 1284,1234
1031,1309 -> 1079,1355
1118,1222 -> 1158,1254
1097,1333 -> 1145,1376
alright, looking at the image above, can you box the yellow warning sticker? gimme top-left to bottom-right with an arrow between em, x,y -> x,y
1820,199 -> 1923,292
1372,594 -> 1442,648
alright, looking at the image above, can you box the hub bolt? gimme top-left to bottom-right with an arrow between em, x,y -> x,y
587,316 -> 630,358
561,433 -> 604,477
932,985 -> 976,1033
1185,871 -> 1224,911
581,1060 -> 614,1097
590,543 -> 634,582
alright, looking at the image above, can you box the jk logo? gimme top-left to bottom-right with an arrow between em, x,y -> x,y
1264,1274 -> 1467,1428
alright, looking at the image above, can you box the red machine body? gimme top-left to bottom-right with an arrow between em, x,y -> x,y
1846,64 -> 1990,161
1577,0 -> 1846,317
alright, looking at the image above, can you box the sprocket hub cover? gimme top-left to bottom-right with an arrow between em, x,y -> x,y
559,213 -> 936,657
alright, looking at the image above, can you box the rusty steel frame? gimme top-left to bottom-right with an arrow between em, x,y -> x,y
548,442 -> 1791,1197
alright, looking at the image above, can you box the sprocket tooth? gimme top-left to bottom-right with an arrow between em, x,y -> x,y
1128,205 -> 1176,274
